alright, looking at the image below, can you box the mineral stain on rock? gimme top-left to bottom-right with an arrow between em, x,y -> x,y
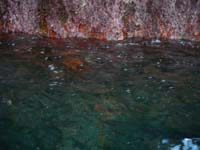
0,0 -> 200,41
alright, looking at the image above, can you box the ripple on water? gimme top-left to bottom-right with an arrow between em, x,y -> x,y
0,34 -> 200,150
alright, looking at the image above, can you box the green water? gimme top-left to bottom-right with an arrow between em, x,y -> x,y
0,34 -> 200,150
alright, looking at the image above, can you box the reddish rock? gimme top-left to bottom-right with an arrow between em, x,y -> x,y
63,57 -> 86,71
0,0 -> 200,41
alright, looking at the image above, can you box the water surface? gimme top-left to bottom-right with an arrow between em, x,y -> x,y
0,34 -> 200,150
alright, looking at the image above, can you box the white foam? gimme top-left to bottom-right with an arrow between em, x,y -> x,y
151,39 -> 161,44
171,145 -> 181,150
182,138 -> 199,150
48,64 -> 56,71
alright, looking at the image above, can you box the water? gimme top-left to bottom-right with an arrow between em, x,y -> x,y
0,33 -> 200,150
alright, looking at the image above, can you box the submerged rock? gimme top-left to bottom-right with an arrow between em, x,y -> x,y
63,57 -> 87,71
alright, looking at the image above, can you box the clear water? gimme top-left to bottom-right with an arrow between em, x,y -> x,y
0,34 -> 200,150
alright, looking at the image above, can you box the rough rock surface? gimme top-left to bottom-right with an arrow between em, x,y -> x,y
0,0 -> 200,41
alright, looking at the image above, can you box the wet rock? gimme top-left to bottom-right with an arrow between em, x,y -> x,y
0,0 -> 199,41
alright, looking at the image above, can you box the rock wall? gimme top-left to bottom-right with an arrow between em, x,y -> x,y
0,0 -> 200,41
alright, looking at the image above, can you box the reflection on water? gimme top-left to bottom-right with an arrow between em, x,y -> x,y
0,33 -> 200,150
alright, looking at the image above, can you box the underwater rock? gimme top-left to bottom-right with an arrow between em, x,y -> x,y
63,57 -> 86,71
58,49 -> 81,56
72,82 -> 111,94
0,0 -> 200,41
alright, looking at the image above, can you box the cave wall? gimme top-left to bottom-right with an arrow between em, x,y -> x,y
0,0 -> 200,41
